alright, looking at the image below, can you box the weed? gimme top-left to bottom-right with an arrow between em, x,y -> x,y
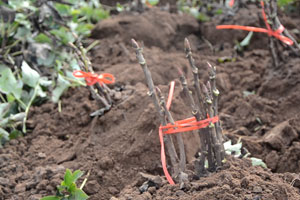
41,169 -> 89,200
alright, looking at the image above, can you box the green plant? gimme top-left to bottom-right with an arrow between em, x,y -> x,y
41,169 -> 89,200
224,139 -> 267,168
0,0 -> 109,146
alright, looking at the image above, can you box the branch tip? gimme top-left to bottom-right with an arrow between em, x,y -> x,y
207,62 -> 212,68
184,38 -> 191,51
131,39 -> 139,49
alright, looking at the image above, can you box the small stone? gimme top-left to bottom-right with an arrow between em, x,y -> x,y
46,185 -> 53,192
222,184 -> 231,190
9,139 -> 19,145
98,156 -> 114,170
108,186 -> 119,195
140,191 -> 152,200
37,180 -> 49,190
15,183 -> 26,193
139,172 -> 163,188
148,186 -> 156,194
97,170 -> 104,178
84,180 -> 100,195
175,190 -> 185,197
253,186 -> 262,193
0,177 -> 9,185
0,154 -> 11,167
114,92 -> 122,101
26,181 -> 37,190
241,177 -> 249,188
38,152 -> 46,158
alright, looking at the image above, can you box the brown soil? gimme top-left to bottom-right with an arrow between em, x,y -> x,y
1,2 -> 300,200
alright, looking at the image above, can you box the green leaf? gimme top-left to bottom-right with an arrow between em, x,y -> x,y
40,196 -> 61,200
37,52 -> 56,67
240,31 -> 253,47
69,182 -> 77,194
9,0 -> 37,11
36,85 -> 47,98
63,169 -> 73,187
9,129 -> 23,140
54,3 -> 71,16
75,23 -> 94,36
0,128 -> 9,141
0,103 -> 11,119
278,0 -> 294,7
251,157 -> 267,168
39,77 -> 53,87
72,170 -> 83,183
74,189 -> 89,200
147,0 -> 159,6
79,6 -> 109,22
34,33 -> 52,44
9,112 -> 25,122
224,140 -> 242,157
0,64 -> 23,100
57,185 -> 67,193
50,27 -> 75,45
14,13 -> 31,29
116,3 -> 124,12
51,75 -> 70,103
21,61 -> 40,87
15,27 -> 31,39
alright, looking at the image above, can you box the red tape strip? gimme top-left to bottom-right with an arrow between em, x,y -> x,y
216,1 -> 293,46
159,81 -> 219,185
73,70 -> 115,86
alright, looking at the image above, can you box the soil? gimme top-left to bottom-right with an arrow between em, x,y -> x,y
1,2 -> 300,200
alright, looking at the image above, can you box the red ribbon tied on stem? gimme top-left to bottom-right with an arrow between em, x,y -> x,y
159,81 -> 219,185
216,1 -> 293,46
73,70 -> 115,86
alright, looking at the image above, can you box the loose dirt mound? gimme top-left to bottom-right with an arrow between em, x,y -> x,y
1,3 -> 300,200
118,157 -> 300,200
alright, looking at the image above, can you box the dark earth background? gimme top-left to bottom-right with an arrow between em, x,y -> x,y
1,1 -> 300,199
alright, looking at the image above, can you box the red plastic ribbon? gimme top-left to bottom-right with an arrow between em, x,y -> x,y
159,81 -> 219,185
73,70 -> 115,86
216,1 -> 293,46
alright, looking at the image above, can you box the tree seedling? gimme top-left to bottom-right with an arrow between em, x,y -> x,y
132,38 -> 225,185
41,169 -> 89,200
182,38 -> 225,175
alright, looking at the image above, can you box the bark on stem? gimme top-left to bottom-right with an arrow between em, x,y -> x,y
203,83 -> 222,167
179,72 -> 207,176
184,38 -> 214,170
207,62 -> 225,160
156,87 -> 186,174
132,39 -> 180,178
